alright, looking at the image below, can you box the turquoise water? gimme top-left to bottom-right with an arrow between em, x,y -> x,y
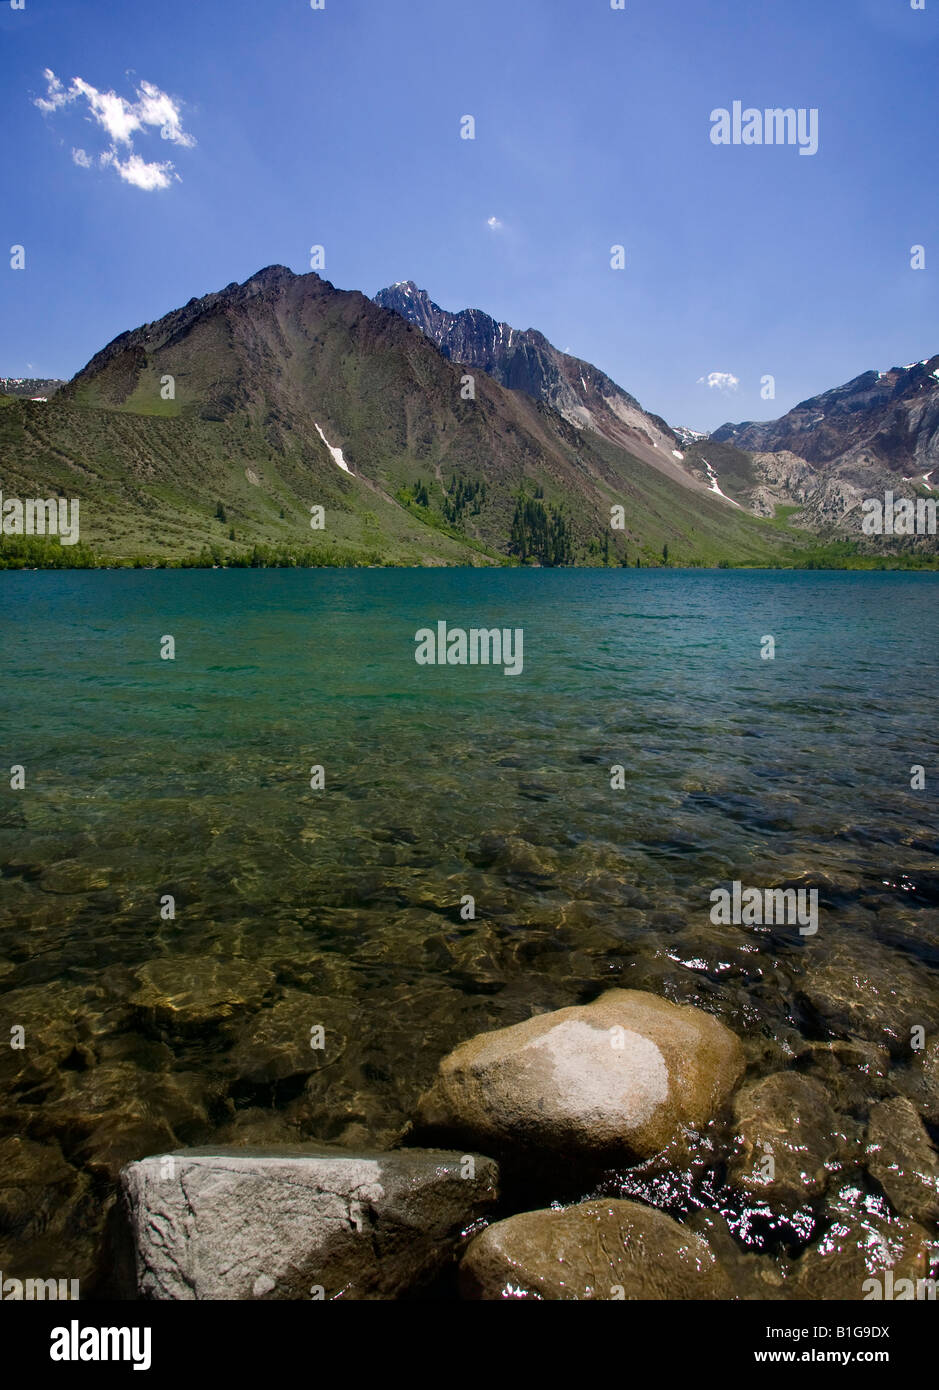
1,568 -> 938,1285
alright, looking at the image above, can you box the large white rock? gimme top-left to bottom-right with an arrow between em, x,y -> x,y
415,989 -> 745,1160
120,1145 -> 498,1300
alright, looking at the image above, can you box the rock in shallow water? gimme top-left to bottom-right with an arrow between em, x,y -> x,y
865,1097 -> 939,1224
227,990 -> 350,1088
130,958 -> 275,1034
120,1145 -> 499,1299
727,1072 -> 843,1212
459,1198 -> 733,1300
414,988 -> 744,1162
799,936 -> 932,1054
782,1187 -> 936,1300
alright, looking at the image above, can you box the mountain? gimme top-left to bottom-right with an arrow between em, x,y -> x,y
693,358 -> 939,534
672,425 -> 708,448
0,377 -> 65,399
0,265 -> 810,567
373,281 -> 704,496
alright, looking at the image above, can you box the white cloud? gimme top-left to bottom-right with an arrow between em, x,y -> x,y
34,69 -> 194,190
486,215 -> 503,231
35,69 -> 70,113
134,80 -> 196,147
100,149 -> 175,191
698,371 -> 740,393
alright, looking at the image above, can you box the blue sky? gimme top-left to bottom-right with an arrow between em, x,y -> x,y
1,0 -> 936,431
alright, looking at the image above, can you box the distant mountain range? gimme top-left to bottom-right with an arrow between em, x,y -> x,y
0,267 -> 935,566
0,377 -> 65,400
696,359 -> 939,528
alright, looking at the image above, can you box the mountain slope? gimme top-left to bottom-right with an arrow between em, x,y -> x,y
1,266 -> 817,566
373,281 -> 710,498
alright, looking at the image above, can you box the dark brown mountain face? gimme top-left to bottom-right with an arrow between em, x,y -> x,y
372,281 -> 708,495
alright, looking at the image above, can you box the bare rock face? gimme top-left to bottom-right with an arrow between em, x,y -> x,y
865,1097 -> 939,1224
414,989 -> 745,1162
119,1145 -> 498,1300
459,1199 -> 734,1300
727,1072 -> 842,1211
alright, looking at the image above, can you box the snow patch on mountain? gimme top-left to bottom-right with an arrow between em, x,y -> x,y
315,423 -> 352,473
701,457 -> 741,507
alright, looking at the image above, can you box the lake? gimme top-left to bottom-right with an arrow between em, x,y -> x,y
1,568 -> 937,1287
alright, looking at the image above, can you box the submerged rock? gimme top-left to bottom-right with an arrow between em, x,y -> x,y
120,1145 -> 499,1300
727,1072 -> 842,1211
0,1135 -> 102,1286
130,958 -> 275,1033
799,937 -> 931,1053
460,1198 -> 733,1300
865,1097 -> 939,1224
0,1136 -> 88,1243
783,1187 -> 935,1300
414,988 -> 744,1162
38,860 -> 111,894
469,832 -> 559,880
0,981 -> 97,1089
890,1036 -> 939,1125
32,1063 -> 213,1180
228,990 -> 350,1088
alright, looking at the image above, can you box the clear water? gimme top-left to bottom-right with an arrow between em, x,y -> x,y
1,568 -> 937,1287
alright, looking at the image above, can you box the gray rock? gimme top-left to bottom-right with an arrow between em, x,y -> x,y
414,988 -> 745,1161
460,1198 -> 734,1300
866,1097 -> 939,1223
120,1145 -> 499,1300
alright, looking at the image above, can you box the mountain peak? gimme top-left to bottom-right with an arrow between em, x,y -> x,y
241,265 -> 297,290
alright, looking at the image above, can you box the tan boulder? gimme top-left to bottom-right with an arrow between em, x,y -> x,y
415,989 -> 744,1160
460,1198 -> 733,1300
